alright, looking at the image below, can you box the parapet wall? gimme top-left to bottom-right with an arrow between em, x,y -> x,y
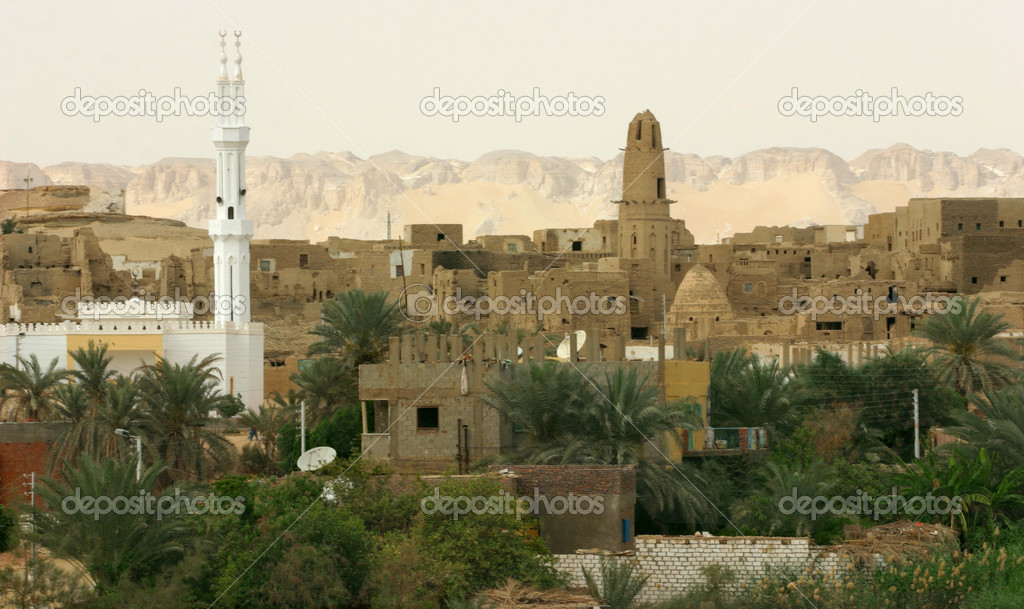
556,535 -> 843,603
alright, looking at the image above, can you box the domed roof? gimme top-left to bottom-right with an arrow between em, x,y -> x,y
670,264 -> 733,316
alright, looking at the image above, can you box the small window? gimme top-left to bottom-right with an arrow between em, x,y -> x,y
976,223 -> 982,231
571,241 -> 582,252
298,253 -> 309,268
816,321 -> 843,331
1000,221 -> 1005,227
744,283 -> 753,293
1001,276 -> 1007,283
656,177 -> 665,198
417,407 -> 439,430
395,264 -> 404,277
228,207 -> 234,219
507,243 -> 518,253
674,264 -> 681,271
972,277 -> 978,284
1019,220 -> 1022,228
436,233 -> 446,242
804,257 -> 811,262
958,223 -> 963,230
259,260 -> 271,272
420,263 -> 426,275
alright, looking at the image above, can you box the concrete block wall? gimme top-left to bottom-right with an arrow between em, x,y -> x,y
556,535 -> 844,603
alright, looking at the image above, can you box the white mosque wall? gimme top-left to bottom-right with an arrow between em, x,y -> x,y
0,334 -> 67,370
164,324 -> 264,411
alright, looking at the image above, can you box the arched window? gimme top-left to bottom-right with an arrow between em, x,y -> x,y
228,207 -> 234,219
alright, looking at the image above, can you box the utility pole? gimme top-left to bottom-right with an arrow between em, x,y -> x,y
29,472 -> 34,565
300,400 -> 306,455
913,388 -> 920,460
22,473 -> 35,607
661,293 -> 667,340
135,435 -> 142,482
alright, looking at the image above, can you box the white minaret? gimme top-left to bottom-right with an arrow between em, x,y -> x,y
209,30 -> 253,324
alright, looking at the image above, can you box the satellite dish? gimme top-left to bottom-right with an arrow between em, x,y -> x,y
297,446 -> 337,472
556,330 -> 587,360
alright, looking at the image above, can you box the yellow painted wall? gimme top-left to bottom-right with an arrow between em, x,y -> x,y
65,334 -> 163,369
662,360 -> 710,461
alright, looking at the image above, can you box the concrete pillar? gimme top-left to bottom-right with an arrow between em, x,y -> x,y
426,334 -> 438,362
673,327 -> 686,360
389,336 -> 400,369
400,335 -> 412,364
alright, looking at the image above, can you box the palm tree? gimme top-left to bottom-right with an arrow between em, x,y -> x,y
309,289 -> 404,366
0,355 -> 70,421
47,342 -> 129,471
239,403 -> 288,459
96,374 -> 143,459
914,297 -> 1019,397
46,383 -> 98,470
945,384 -> 1024,476
710,347 -> 801,437
485,363 -> 709,526
68,340 -> 116,406
483,361 -> 590,448
582,555 -> 650,609
31,455 -> 192,591
291,356 -> 357,427
425,318 -> 481,347
135,354 -> 235,484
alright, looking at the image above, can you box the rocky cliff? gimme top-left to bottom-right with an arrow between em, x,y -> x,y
3,144 -> 1022,245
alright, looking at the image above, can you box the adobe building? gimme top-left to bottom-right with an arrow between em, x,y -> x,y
357,330 -> 753,474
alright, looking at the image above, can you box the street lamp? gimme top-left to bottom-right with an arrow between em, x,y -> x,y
22,177 -> 33,218
14,332 -> 24,371
115,429 -> 142,482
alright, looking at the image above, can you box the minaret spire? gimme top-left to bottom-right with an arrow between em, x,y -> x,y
232,30 -> 243,81
218,30 -> 228,81
209,30 -> 253,324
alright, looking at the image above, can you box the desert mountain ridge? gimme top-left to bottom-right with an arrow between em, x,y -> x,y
2,144 -> 1023,245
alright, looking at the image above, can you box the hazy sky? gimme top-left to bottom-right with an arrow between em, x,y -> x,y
2,0 -> 1021,167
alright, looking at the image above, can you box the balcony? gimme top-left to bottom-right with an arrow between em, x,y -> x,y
679,427 -> 768,457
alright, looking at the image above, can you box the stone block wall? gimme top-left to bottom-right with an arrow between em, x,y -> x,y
556,535 -> 843,603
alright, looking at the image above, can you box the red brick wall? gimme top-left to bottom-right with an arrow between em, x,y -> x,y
0,441 -> 51,506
